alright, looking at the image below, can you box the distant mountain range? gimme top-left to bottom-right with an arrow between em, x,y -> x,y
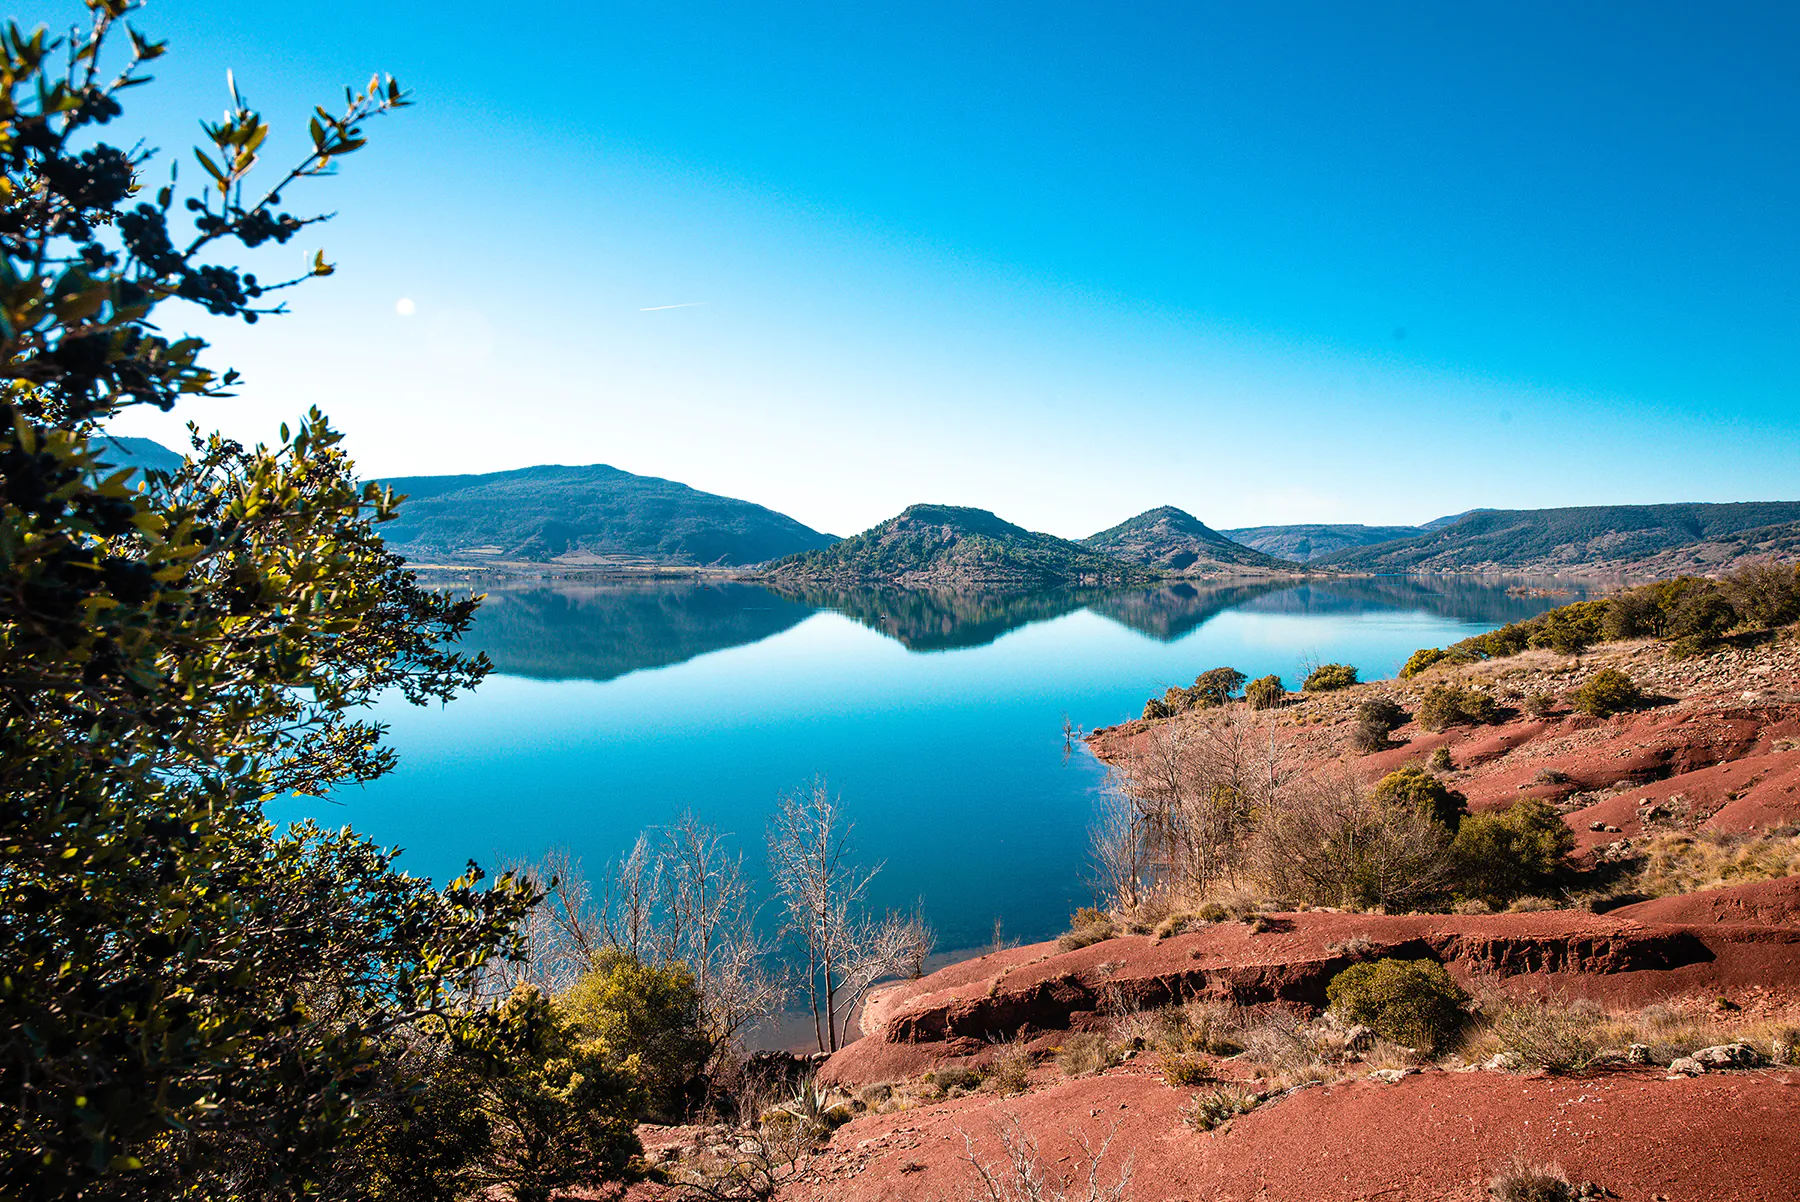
1312,502 -> 1800,573
102,439 -> 1799,579
1083,506 -> 1288,574
374,463 -> 836,568
759,503 -> 1156,587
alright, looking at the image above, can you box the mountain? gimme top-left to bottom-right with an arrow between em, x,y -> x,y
376,463 -> 836,567
92,435 -> 184,482
1221,523 -> 1426,562
758,503 -> 1154,588
1082,506 -> 1290,574
1314,502 -> 1800,573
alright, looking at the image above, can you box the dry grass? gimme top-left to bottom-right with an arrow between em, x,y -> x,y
1632,828 -> 1800,897
984,1038 -> 1034,1096
1159,1052 -> 1212,1086
1178,1085 -> 1259,1132
1487,1155 -> 1576,1202
1464,994 -> 1800,1070
1056,1032 -> 1123,1078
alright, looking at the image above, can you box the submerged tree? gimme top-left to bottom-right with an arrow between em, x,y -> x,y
0,5 -> 533,1196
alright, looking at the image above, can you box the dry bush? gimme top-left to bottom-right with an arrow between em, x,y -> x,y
1058,908 -> 1119,951
957,1115 -> 1134,1202
985,1038 -> 1034,1096
1056,1032 -> 1122,1078
1485,999 -> 1604,1073
928,1064 -> 987,1095
1178,1085 -> 1259,1132
1159,1052 -> 1212,1086
1325,933 -> 1376,960
1251,772 -> 1455,910
1487,1156 -> 1576,1202
1177,1000 -> 1248,1057
1633,829 -> 1800,897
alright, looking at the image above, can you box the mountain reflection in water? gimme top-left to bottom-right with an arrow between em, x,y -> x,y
463,575 -> 1591,681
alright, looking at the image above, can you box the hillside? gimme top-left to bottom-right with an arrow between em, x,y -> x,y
1314,501 -> 1800,573
92,435 -> 184,481
757,503 -> 1153,588
1222,522 -> 1425,561
376,463 -> 835,568
1082,505 -> 1290,574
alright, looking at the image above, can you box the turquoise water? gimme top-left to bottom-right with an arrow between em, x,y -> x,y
282,577 -> 1581,952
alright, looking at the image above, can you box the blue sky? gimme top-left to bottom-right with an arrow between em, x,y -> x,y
80,1 -> 1800,537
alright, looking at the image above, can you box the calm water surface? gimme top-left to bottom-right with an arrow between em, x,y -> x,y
279,577 -> 1584,953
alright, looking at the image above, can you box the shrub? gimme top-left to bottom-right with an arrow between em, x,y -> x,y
925,1064 -> 984,1094
1143,696 -> 1173,720
984,1041 -> 1033,1095
1399,647 -> 1447,679
1667,586 -> 1739,653
1245,674 -> 1286,710
1303,663 -> 1359,692
1194,900 -> 1230,923
1528,601 -> 1608,655
1160,1052 -> 1213,1086
1163,686 -> 1193,713
1154,910 -> 1223,940
1325,959 -> 1469,1053
1488,1156 -> 1577,1202
1056,1032 -> 1120,1077
1370,765 -> 1468,830
1251,776 -> 1455,911
1178,1085 -> 1259,1132
1488,1001 -> 1603,1074
1417,684 -> 1500,731
1057,908 -> 1118,951
1569,668 -> 1642,718
1723,561 -> 1800,629
1349,698 -> 1407,753
1191,666 -> 1247,707
560,950 -> 711,1122
1451,800 -> 1575,907
1428,746 -> 1454,772
1523,691 -> 1557,718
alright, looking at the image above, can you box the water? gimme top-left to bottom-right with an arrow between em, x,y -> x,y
279,576 -> 1584,955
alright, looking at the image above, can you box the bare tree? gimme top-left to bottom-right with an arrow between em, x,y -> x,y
1089,782 -> 1150,914
481,845 -> 606,997
768,778 -> 933,1052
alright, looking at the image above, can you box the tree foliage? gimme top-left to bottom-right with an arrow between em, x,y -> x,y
1451,800 -> 1575,907
0,7 -> 534,1196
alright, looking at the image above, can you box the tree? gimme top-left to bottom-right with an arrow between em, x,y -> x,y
1370,765 -> 1468,830
767,779 -> 933,1052
1451,800 -> 1574,907
1244,673 -> 1285,710
560,951 -> 710,1123
1190,666 -> 1246,707
0,8 -> 533,1196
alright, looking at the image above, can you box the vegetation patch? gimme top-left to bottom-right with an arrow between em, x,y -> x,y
1302,662 -> 1359,692
1326,959 -> 1469,1053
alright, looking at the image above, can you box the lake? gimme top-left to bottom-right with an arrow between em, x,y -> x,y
278,575 -> 1585,958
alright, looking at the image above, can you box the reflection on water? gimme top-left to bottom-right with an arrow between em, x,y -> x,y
296,573 -> 1589,964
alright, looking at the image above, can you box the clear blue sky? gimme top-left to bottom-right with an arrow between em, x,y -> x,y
81,0 -> 1800,538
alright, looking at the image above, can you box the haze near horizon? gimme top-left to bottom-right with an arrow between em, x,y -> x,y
89,0 -> 1800,540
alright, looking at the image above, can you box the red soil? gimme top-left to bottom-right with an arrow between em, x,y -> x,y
781,1064 -> 1800,1202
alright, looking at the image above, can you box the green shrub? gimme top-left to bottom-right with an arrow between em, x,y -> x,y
1428,746 -> 1454,771
1527,601 -> 1608,654
1371,765 -> 1468,830
1143,697 -> 1173,720
1349,698 -> 1407,753
1245,674 -> 1286,710
1451,799 -> 1575,907
1326,959 -> 1469,1053
1303,663 -> 1359,692
1723,561 -> 1800,629
1191,666 -> 1247,707
1399,647 -> 1447,679
1667,587 -> 1739,653
560,950 -> 711,1123
1417,684 -> 1500,732
1569,668 -> 1642,718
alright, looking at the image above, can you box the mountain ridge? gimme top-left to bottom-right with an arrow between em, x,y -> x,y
1083,505 -> 1290,575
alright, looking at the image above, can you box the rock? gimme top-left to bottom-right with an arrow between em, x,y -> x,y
1690,1042 -> 1763,1069
1668,1056 -> 1704,1076
1484,1052 -> 1522,1072
1366,1067 -> 1416,1083
1589,820 -> 1608,832
1627,1043 -> 1653,1065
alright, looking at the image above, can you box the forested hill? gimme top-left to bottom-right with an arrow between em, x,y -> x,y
1083,506 -> 1289,574
377,463 -> 836,567
1313,502 -> 1800,573
758,503 -> 1154,587
1221,522 -> 1426,562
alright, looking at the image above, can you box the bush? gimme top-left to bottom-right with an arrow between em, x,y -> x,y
1428,746 -> 1454,772
1056,1032 -> 1120,1077
1191,666 -> 1247,707
1523,691 -> 1557,718
1399,647 -> 1448,679
1326,959 -> 1469,1053
1569,668 -> 1642,717
925,1064 -> 984,1094
1303,663 -> 1359,692
1245,674 -> 1286,710
1370,766 -> 1468,830
1057,908 -> 1118,951
1488,1157 -> 1578,1202
1417,683 -> 1500,731
1178,1085 -> 1259,1132
1143,696 -> 1173,720
1488,1001 -> 1603,1074
1349,698 -> 1407,753
1667,587 -> 1738,653
1451,799 -> 1575,907
1528,601 -> 1608,655
1160,1052 -> 1213,1086
560,950 -> 711,1122
1723,561 -> 1800,629
985,1042 -> 1033,1095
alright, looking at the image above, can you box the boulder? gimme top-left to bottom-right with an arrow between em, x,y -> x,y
1690,1042 -> 1763,1069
